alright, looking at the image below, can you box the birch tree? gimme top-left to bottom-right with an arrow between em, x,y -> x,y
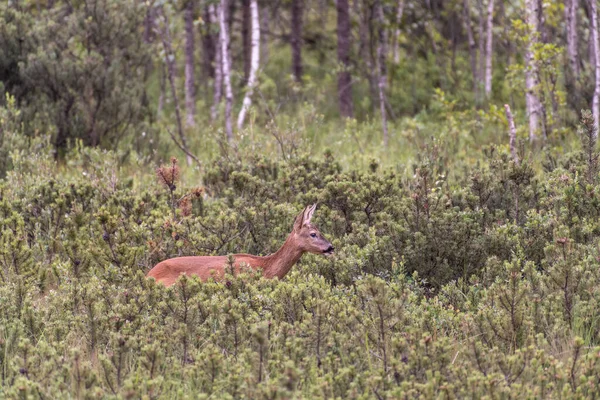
484,0 -> 494,97
237,0 -> 260,130
219,0 -> 234,143
184,0 -> 196,128
590,0 -> 600,129
524,0 -> 541,142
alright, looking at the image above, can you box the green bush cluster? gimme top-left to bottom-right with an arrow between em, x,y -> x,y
2,115 -> 600,397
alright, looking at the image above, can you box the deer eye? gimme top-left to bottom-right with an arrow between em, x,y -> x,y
310,233 -> 317,238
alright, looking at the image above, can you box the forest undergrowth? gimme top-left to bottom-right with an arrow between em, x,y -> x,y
2,106 -> 600,398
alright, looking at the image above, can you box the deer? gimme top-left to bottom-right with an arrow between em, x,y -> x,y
147,204 -> 334,286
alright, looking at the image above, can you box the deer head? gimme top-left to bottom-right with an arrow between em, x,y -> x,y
293,204 -> 334,256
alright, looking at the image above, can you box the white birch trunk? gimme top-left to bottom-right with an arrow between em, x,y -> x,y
590,0 -> 600,130
210,4 -> 222,122
392,0 -> 405,64
524,0 -> 540,142
237,0 -> 260,130
484,0 -> 494,96
219,0 -> 234,143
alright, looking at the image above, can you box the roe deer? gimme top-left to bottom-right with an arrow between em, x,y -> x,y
147,204 -> 334,286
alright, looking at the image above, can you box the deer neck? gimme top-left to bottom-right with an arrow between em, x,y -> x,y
263,233 -> 304,279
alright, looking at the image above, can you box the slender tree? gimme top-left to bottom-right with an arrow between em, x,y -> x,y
200,5 -> 216,81
242,0 -> 251,83
291,0 -> 303,83
357,0 -> 378,109
337,0 -> 353,118
565,0 -> 579,79
237,0 -> 260,130
184,0 -> 196,128
209,4 -> 222,122
159,8 -> 192,165
484,0 -> 494,97
524,0 -> 541,142
477,0 -> 485,99
220,0 -> 234,143
590,0 -> 600,130
375,0 -> 388,145
463,0 -> 478,95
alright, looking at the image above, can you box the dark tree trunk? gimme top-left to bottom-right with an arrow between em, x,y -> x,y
565,0 -> 579,78
357,0 -> 378,110
291,0 -> 304,83
477,0 -> 485,101
143,4 -> 155,43
201,5 -> 216,80
242,0 -> 251,84
463,0 -> 477,95
337,0 -> 353,118
184,0 -> 196,128
375,0 -> 388,144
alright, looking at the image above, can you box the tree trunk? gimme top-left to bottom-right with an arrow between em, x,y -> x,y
261,7 -> 270,65
590,0 -> 600,130
291,0 -> 304,83
484,0 -> 494,97
220,0 -> 234,143
565,0 -> 580,109
357,0 -> 378,110
375,0 -> 388,145
184,0 -> 196,128
237,0 -> 260,130
242,0 -> 251,84
392,0 -> 405,64
565,0 -> 579,78
144,4 -> 156,43
524,0 -> 541,143
477,0 -> 485,100
463,0 -> 478,95
201,5 -> 216,80
337,0 -> 354,118
210,4 -> 222,122
160,8 -> 192,165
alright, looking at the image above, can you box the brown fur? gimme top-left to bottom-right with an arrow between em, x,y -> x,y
147,205 -> 333,286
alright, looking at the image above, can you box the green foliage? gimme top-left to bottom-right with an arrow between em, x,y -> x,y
0,0 -> 151,153
1,107 -> 600,396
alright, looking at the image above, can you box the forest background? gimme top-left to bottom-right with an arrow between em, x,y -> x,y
3,0 -> 600,397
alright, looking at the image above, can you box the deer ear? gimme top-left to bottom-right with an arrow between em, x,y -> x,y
293,207 -> 307,231
303,203 -> 317,226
